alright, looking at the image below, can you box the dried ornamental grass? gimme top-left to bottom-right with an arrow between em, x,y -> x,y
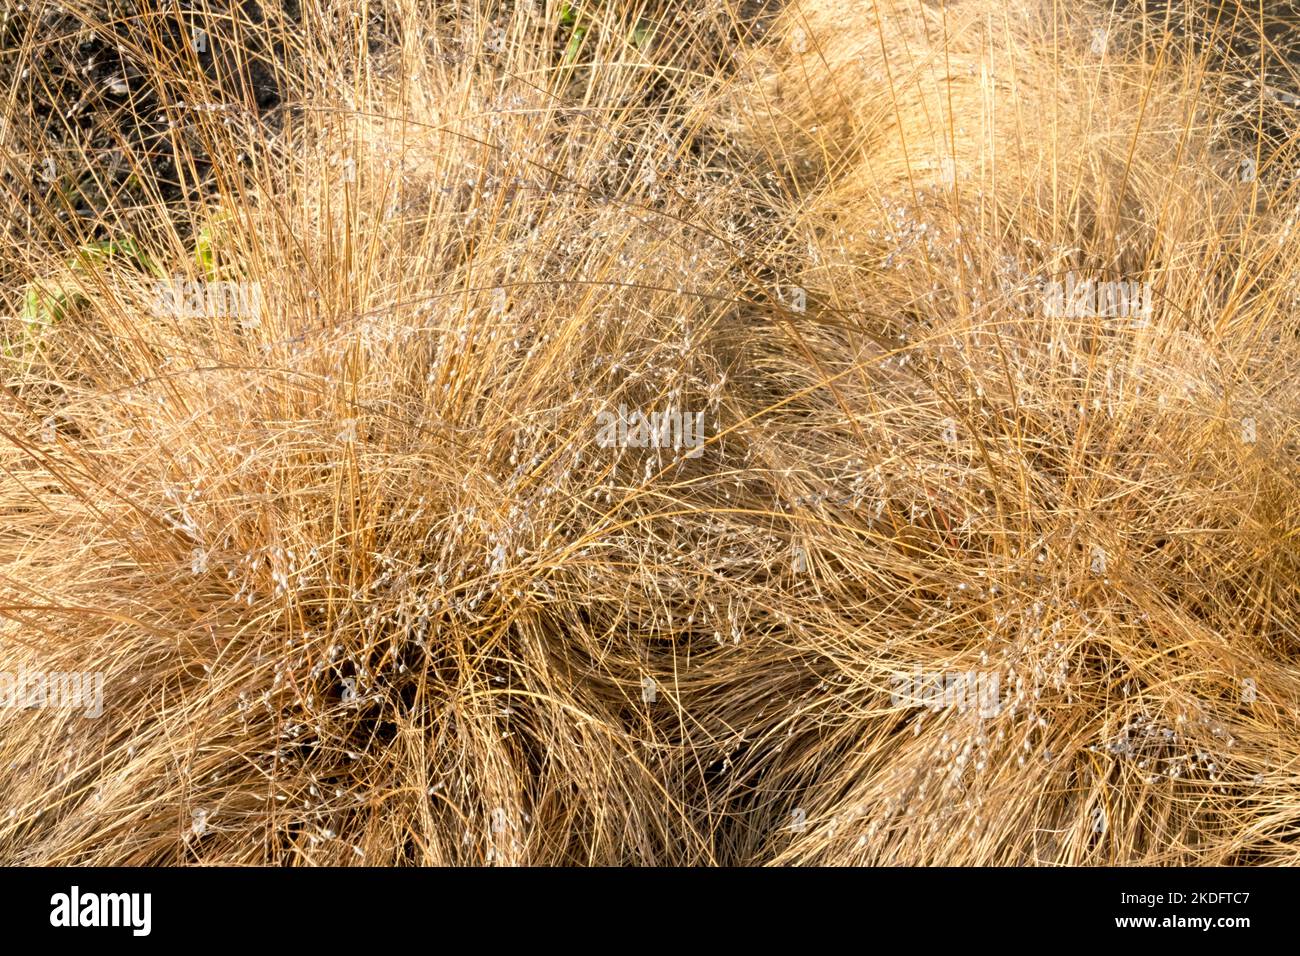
0,0 -> 1297,865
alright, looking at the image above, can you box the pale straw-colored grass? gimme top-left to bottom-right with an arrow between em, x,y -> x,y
1,0 -> 1297,864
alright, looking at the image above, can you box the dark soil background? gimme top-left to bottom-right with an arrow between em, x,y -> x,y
0,1 -> 783,268
1128,1 -> 1300,164
0,1 -> 1295,281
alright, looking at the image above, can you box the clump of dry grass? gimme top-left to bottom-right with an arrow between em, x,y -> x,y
1,0 -> 1298,865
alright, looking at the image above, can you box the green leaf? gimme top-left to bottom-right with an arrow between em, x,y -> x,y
10,279 -> 80,360
21,281 -> 79,328
631,20 -> 653,50
7,237 -> 158,361
71,238 -> 154,273
562,24 -> 588,65
21,285 -> 54,328
195,212 -> 240,279
195,224 -> 217,279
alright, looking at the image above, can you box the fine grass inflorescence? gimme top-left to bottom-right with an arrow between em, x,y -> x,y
1,0 -> 1298,865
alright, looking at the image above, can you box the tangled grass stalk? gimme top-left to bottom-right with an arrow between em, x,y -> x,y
1,0 -> 1298,865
